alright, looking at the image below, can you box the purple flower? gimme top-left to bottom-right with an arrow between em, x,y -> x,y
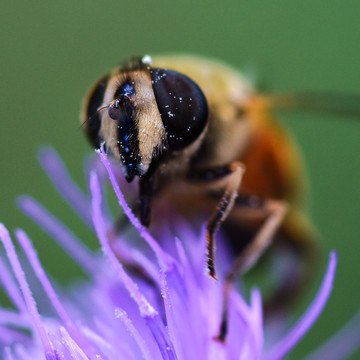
0,147 -> 359,359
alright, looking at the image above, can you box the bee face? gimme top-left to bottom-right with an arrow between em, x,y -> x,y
82,57 -> 208,182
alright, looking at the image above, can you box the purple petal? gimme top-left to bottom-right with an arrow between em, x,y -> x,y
115,307 -> 152,360
0,309 -> 31,330
15,229 -> 102,360
58,327 -> 89,360
160,252 -> 199,359
0,325 -> 31,346
4,347 -> 15,360
17,196 -> 96,275
96,145 -> 174,271
250,288 -> 264,357
90,171 -> 177,360
0,257 -> 26,312
264,251 -> 337,360
0,224 -> 55,359
235,289 -> 261,360
303,310 -> 360,360
38,147 -> 93,228
90,172 -> 156,317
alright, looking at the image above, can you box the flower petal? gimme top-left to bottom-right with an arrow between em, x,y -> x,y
0,224 -> 56,359
15,229 -> 101,360
303,310 -> 360,360
264,251 -> 337,360
0,257 -> 26,313
96,145 -> 174,271
90,171 -> 177,360
17,196 -> 95,275
38,147 -> 93,228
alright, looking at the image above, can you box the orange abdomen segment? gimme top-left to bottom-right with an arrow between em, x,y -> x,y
240,114 -> 306,206
235,113 -> 315,250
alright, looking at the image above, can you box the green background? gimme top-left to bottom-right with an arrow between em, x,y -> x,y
1,1 -> 359,358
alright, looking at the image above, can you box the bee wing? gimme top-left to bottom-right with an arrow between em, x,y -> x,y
250,92 -> 360,119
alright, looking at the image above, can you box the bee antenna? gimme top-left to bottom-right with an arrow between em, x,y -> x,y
79,105 -> 110,130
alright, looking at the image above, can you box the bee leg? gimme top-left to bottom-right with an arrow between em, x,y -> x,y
107,175 -> 154,233
106,202 -> 159,286
264,215 -> 319,315
228,200 -> 287,277
139,176 -> 153,227
105,177 -> 155,283
216,199 -> 287,342
189,162 -> 246,279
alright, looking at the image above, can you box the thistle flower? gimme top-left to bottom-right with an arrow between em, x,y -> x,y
0,148 -> 359,359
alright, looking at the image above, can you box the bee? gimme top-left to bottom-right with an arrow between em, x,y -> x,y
81,54 -> 350,329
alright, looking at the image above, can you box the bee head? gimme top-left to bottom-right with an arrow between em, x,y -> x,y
82,57 -> 208,182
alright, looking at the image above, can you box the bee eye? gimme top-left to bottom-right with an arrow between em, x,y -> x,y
151,69 -> 208,151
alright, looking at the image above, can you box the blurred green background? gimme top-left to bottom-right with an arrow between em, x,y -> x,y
0,1 -> 359,358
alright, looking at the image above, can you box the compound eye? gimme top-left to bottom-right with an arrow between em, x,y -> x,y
150,69 -> 208,152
